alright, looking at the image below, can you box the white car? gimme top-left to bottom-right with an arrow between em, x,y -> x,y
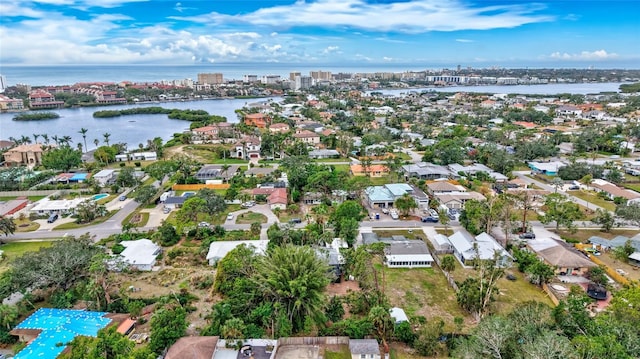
226,213 -> 234,220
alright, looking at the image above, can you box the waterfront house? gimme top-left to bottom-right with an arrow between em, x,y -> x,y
3,143 -> 45,168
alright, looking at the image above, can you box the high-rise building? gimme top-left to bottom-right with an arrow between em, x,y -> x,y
197,73 -> 224,85
310,70 -> 332,81
243,75 -> 258,83
0,75 -> 6,93
261,75 -> 281,84
294,76 -> 312,90
289,71 -> 301,81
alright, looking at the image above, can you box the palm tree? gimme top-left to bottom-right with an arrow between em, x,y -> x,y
52,135 -> 59,146
77,143 -> 83,153
61,135 -> 72,146
79,128 -> 88,152
103,132 -> 111,146
94,138 -> 100,148
41,133 -> 49,144
32,133 -> 40,144
0,304 -> 19,330
0,216 -> 16,244
20,135 -> 31,144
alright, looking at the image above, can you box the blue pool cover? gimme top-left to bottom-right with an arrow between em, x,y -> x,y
14,308 -> 112,359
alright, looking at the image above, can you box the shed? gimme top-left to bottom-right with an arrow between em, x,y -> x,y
390,307 -> 409,324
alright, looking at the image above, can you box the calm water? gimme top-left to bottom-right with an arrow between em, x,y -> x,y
373,82 -> 627,96
0,98 -> 278,150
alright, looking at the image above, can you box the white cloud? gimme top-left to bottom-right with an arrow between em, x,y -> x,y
172,0 -> 553,33
382,56 -> 393,62
455,38 -> 474,43
322,46 -> 341,54
549,49 -> 618,61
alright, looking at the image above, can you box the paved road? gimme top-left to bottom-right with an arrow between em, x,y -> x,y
513,171 -> 608,213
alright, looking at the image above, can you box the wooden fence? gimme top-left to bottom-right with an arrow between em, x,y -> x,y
172,184 -> 230,191
588,254 -> 630,286
541,283 -> 561,306
0,189 -> 89,197
277,336 -> 350,346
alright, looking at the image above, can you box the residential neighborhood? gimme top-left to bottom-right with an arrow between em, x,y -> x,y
1,74 -> 640,359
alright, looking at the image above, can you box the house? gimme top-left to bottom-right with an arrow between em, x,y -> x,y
590,179 -> 640,202
0,199 -> 29,217
308,149 -> 340,159
365,183 -> 429,209
402,162 -> 453,180
349,339 -> 381,359
195,164 -> 241,182
3,143 -> 45,167
28,89 -> 64,109
293,129 -> 321,146
385,240 -> 434,268
527,237 -> 596,275
93,169 -> 116,187
315,246 -> 345,281
206,240 -> 269,265
269,122 -> 290,133
119,239 -> 161,271
244,113 -> 269,128
425,181 -> 465,195
268,188 -> 288,210
433,191 -> 486,210
230,137 -> 261,159
629,252 -> 640,267
588,235 -> 640,252
423,227 -> 453,254
448,231 -> 512,267
350,164 -> 389,177
245,166 -> 276,178
163,196 -> 187,209
0,94 -> 24,111
390,307 -> 409,324
528,161 -> 566,176
165,336 -> 219,359
115,152 -> 158,162
191,123 -> 234,142
29,197 -> 87,215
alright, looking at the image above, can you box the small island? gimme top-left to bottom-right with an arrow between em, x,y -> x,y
13,112 -> 60,121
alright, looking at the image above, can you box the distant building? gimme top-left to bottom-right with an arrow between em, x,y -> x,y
261,75 -> 281,84
244,113 -> 270,128
118,239 -> 161,271
289,71 -> 301,81
28,89 -> 64,109
310,70 -> 332,81
294,76 -> 312,90
0,75 -> 6,93
0,94 -> 24,111
243,74 -> 258,83
197,73 -> 224,85
3,143 -> 45,167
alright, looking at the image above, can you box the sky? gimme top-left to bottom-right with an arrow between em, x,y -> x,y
1,0 -> 639,67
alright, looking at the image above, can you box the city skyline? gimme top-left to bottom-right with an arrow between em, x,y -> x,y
1,0 -> 639,67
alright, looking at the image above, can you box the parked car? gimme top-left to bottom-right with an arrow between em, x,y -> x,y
47,214 -> 59,223
568,185 -> 580,190
519,232 -> 536,239
119,195 -> 127,201
163,207 -> 171,214
241,201 -> 256,208
226,213 -> 234,220
381,208 -> 389,214
198,221 -> 210,228
421,216 -> 439,223
289,218 -> 302,224
429,209 -> 439,218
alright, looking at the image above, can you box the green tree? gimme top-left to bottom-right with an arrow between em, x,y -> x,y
78,128 -> 88,152
615,202 -> 640,227
75,200 -> 107,224
414,319 -> 445,357
525,260 -> 555,286
177,196 -> 207,224
394,193 -> 418,218
441,255 -> 456,272
156,221 -> 180,246
221,318 -> 246,339
460,199 -> 491,235
253,245 -> 331,333
325,296 -> 345,323
539,193 -> 584,232
116,167 -> 138,187
0,216 -> 16,243
196,188 -> 227,216
41,145 -> 82,171
149,304 -> 187,354
0,304 -> 18,330
145,160 -> 178,184
250,222 -> 262,236
593,208 -> 615,232
133,184 -> 157,204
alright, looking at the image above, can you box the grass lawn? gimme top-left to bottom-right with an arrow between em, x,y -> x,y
122,211 -> 150,227
622,182 -> 640,192
383,265 -> 470,330
368,176 -> 393,186
567,190 -> 616,212
331,164 -> 351,173
554,228 -> 640,243
494,271 -> 555,314
236,211 -> 267,224
96,194 -> 117,205
323,346 -> 351,359
0,240 -> 55,271
13,218 -> 40,232
313,158 -> 350,163
373,229 -> 422,239
53,210 -> 118,230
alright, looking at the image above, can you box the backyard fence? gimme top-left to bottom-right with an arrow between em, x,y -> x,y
171,184 -> 230,191
588,254 -> 630,286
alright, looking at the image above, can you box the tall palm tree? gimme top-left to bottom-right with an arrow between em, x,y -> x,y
41,134 -> 49,144
52,135 -> 59,146
32,133 -> 40,144
94,138 -> 100,148
20,135 -> 31,144
78,128 -> 88,152
103,133 -> 111,146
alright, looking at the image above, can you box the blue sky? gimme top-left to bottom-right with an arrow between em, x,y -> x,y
1,0 -> 638,67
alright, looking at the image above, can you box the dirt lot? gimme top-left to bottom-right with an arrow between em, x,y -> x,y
593,252 -> 640,282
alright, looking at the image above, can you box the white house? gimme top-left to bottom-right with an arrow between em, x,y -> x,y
29,197 -> 87,215
206,240 -> 269,265
93,169 -> 116,187
448,231 -> 512,267
119,239 -> 161,271
385,240 -> 434,268
115,151 -> 158,162
349,339 -> 381,359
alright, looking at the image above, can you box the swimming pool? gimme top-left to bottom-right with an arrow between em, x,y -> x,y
14,308 -> 112,359
92,193 -> 109,201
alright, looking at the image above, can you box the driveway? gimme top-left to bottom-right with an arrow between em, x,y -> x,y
225,204 -> 279,227
140,203 -> 171,228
